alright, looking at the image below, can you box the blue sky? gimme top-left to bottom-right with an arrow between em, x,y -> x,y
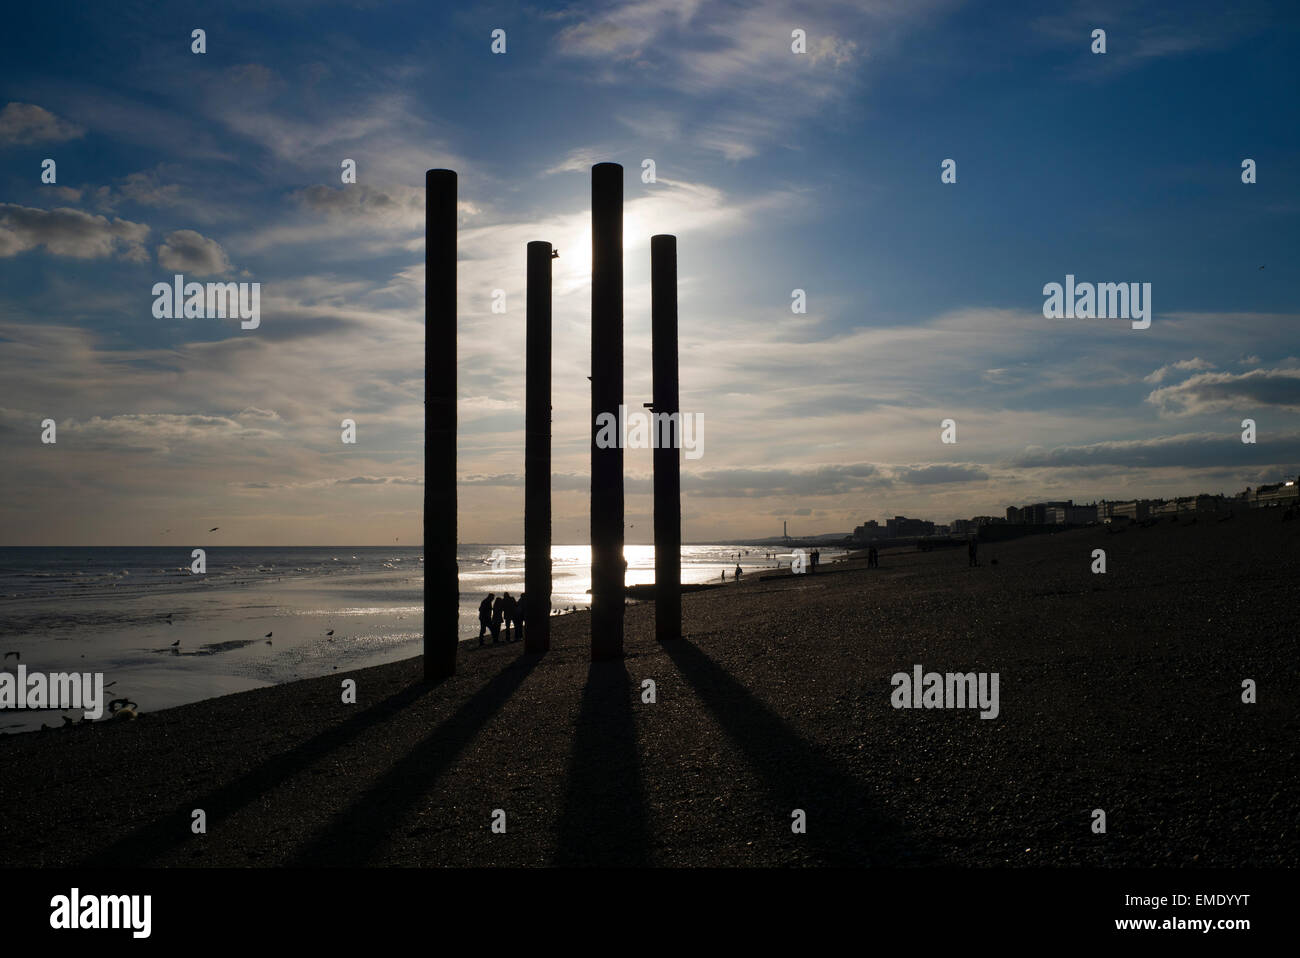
1,0 -> 1298,545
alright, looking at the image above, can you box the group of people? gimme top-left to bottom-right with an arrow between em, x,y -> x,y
478,591 -> 527,645
866,546 -> 879,568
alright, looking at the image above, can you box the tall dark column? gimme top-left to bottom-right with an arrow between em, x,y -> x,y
651,234 -> 681,642
425,168 -> 458,681
590,162 -> 624,661
525,241 -> 552,653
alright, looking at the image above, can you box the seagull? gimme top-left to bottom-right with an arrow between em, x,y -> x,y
209,527 -> 220,532
264,632 -> 272,638
326,630 -> 334,636
170,639 -> 180,647
3,651 -> 17,661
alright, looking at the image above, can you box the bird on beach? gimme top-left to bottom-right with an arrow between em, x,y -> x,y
170,639 -> 180,648
264,632 -> 273,638
3,651 -> 18,661
326,630 -> 334,636
209,527 -> 220,532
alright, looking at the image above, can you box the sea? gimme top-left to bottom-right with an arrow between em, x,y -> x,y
0,544 -> 827,732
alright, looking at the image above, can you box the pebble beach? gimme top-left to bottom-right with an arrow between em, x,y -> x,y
1,511 -> 1296,868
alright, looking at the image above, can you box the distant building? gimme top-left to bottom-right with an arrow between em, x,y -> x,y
886,515 -> 934,538
1068,504 -> 1097,524
1006,506 -> 1022,523
1111,500 -> 1151,522
1250,480 -> 1299,508
852,519 -> 882,541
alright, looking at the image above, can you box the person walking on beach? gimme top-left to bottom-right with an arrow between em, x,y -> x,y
491,594 -> 505,643
502,592 -> 518,641
734,563 -> 743,580
478,593 -> 495,645
516,593 -> 527,643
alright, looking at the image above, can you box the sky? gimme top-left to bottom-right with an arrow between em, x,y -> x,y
1,0 -> 1298,546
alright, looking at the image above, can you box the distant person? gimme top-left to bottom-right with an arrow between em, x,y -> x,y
721,569 -> 726,581
516,593 -> 527,642
502,592 -> 517,641
734,563 -> 743,580
491,594 -> 505,643
478,593 -> 495,645
968,538 -> 978,567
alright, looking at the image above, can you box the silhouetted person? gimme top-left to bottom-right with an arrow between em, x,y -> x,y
721,569 -> 726,581
968,538 -> 978,567
734,563 -> 743,580
516,593 -> 527,642
502,592 -> 518,641
491,595 -> 505,643
478,593 -> 495,645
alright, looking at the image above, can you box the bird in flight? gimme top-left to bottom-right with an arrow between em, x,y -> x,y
171,639 -> 180,648
209,527 -> 220,532
3,651 -> 18,661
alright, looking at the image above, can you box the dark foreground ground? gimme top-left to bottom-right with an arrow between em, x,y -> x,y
2,511 -> 1297,867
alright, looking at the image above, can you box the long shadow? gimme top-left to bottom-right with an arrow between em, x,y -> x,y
551,661 -> 649,866
663,639 -> 937,866
291,652 -> 543,866
84,678 -> 440,867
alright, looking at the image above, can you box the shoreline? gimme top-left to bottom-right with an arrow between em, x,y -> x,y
1,511 -> 1296,867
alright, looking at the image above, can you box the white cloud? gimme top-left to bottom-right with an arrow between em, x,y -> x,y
157,229 -> 232,276
0,102 -> 84,145
1143,357 -> 1215,383
0,203 -> 148,261
1147,368 -> 1300,416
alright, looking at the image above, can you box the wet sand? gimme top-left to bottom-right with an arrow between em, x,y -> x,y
1,510 -> 1296,867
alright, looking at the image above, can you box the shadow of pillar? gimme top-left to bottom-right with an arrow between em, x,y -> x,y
662,639 -> 937,866
552,661 -> 648,865
291,654 -> 543,866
